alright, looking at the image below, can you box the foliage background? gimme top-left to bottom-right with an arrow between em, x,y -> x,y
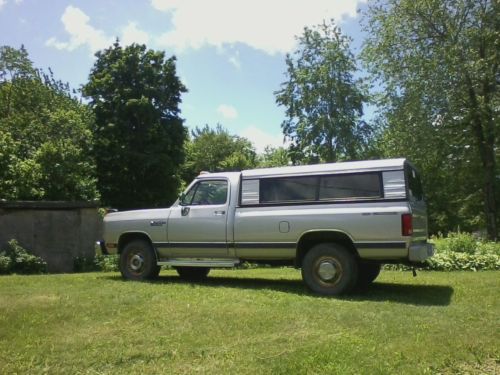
82,42 -> 187,210
0,0 -> 498,238
361,0 -> 499,238
0,46 -> 98,201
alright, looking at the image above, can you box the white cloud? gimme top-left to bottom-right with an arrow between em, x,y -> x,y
0,0 -> 26,11
45,6 -> 112,53
217,104 -> 238,120
240,126 -> 287,154
45,37 -> 69,50
153,0 -> 365,54
121,21 -> 150,46
228,51 -> 241,69
213,45 -> 241,69
151,0 -> 179,12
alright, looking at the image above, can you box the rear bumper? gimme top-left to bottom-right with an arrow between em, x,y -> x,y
408,242 -> 434,262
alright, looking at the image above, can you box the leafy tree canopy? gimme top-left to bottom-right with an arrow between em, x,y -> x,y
83,41 -> 187,209
362,0 -> 499,239
182,124 -> 257,183
275,20 -> 371,164
258,146 -> 291,168
0,45 -> 98,201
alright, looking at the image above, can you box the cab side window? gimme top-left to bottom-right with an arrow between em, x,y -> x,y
183,180 -> 228,205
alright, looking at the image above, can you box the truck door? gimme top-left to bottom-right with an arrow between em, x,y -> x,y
167,179 -> 229,257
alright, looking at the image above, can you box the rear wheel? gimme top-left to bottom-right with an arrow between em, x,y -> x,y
119,240 -> 160,281
301,243 -> 358,295
176,267 -> 210,281
356,262 -> 382,288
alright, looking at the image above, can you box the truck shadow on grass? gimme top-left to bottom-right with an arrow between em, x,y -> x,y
106,274 -> 454,306
346,282 -> 453,306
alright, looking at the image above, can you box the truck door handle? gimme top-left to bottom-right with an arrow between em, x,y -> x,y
214,210 -> 225,216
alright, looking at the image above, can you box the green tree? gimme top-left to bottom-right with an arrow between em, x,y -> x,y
82,41 -> 187,209
362,0 -> 499,239
275,20 -> 371,164
182,124 -> 257,183
0,46 -> 98,201
258,146 -> 291,168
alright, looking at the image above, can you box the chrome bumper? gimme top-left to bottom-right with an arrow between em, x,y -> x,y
408,242 -> 435,262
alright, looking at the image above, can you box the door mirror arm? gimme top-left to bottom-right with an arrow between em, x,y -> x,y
178,193 -> 187,206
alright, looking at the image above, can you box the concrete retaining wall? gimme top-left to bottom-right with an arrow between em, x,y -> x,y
0,201 -> 102,273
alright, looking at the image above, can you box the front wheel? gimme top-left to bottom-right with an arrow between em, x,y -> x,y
301,243 -> 358,295
119,240 -> 160,281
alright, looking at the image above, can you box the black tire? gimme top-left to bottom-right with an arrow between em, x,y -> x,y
301,243 -> 358,295
119,239 -> 160,281
356,262 -> 382,288
175,267 -> 210,281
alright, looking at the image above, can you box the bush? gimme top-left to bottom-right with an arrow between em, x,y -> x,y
476,241 -> 500,255
385,232 -> 500,271
426,251 -> 500,271
0,240 -> 47,275
0,255 -> 12,273
94,255 -> 119,272
73,256 -> 101,272
432,232 -> 478,254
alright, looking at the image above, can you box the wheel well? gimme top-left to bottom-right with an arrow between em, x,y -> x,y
118,232 -> 154,255
295,231 -> 358,267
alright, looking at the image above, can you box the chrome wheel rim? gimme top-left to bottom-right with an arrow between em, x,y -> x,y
318,260 -> 337,281
314,257 -> 343,286
127,251 -> 145,274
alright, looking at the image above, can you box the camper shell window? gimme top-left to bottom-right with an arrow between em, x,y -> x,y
319,173 -> 381,201
258,172 -> 382,204
260,176 -> 317,203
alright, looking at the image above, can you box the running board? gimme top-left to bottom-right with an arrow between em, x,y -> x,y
157,258 -> 240,268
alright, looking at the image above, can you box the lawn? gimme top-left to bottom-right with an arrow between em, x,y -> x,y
0,269 -> 498,374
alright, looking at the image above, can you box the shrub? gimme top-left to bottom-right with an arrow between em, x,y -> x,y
95,255 -> 119,272
72,255 -> 119,273
426,252 -> 500,271
0,240 -> 47,274
476,241 -> 500,255
385,232 -> 500,271
73,256 -> 101,272
431,232 -> 478,254
0,255 -> 12,273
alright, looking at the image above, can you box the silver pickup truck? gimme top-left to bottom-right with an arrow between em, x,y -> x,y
102,158 -> 434,295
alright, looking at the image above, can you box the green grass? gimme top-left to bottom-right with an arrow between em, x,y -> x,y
0,269 -> 498,374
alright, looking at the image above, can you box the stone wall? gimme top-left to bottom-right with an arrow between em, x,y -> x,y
0,201 -> 102,273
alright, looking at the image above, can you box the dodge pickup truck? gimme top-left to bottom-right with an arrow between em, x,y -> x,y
102,158 -> 434,295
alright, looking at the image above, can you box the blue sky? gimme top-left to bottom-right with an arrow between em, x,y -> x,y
0,0 -> 369,153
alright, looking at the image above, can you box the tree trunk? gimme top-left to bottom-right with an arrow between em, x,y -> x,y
325,133 -> 336,162
482,149 -> 497,240
465,74 -> 498,240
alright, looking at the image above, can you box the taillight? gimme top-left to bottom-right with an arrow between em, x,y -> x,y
402,213 -> 413,236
